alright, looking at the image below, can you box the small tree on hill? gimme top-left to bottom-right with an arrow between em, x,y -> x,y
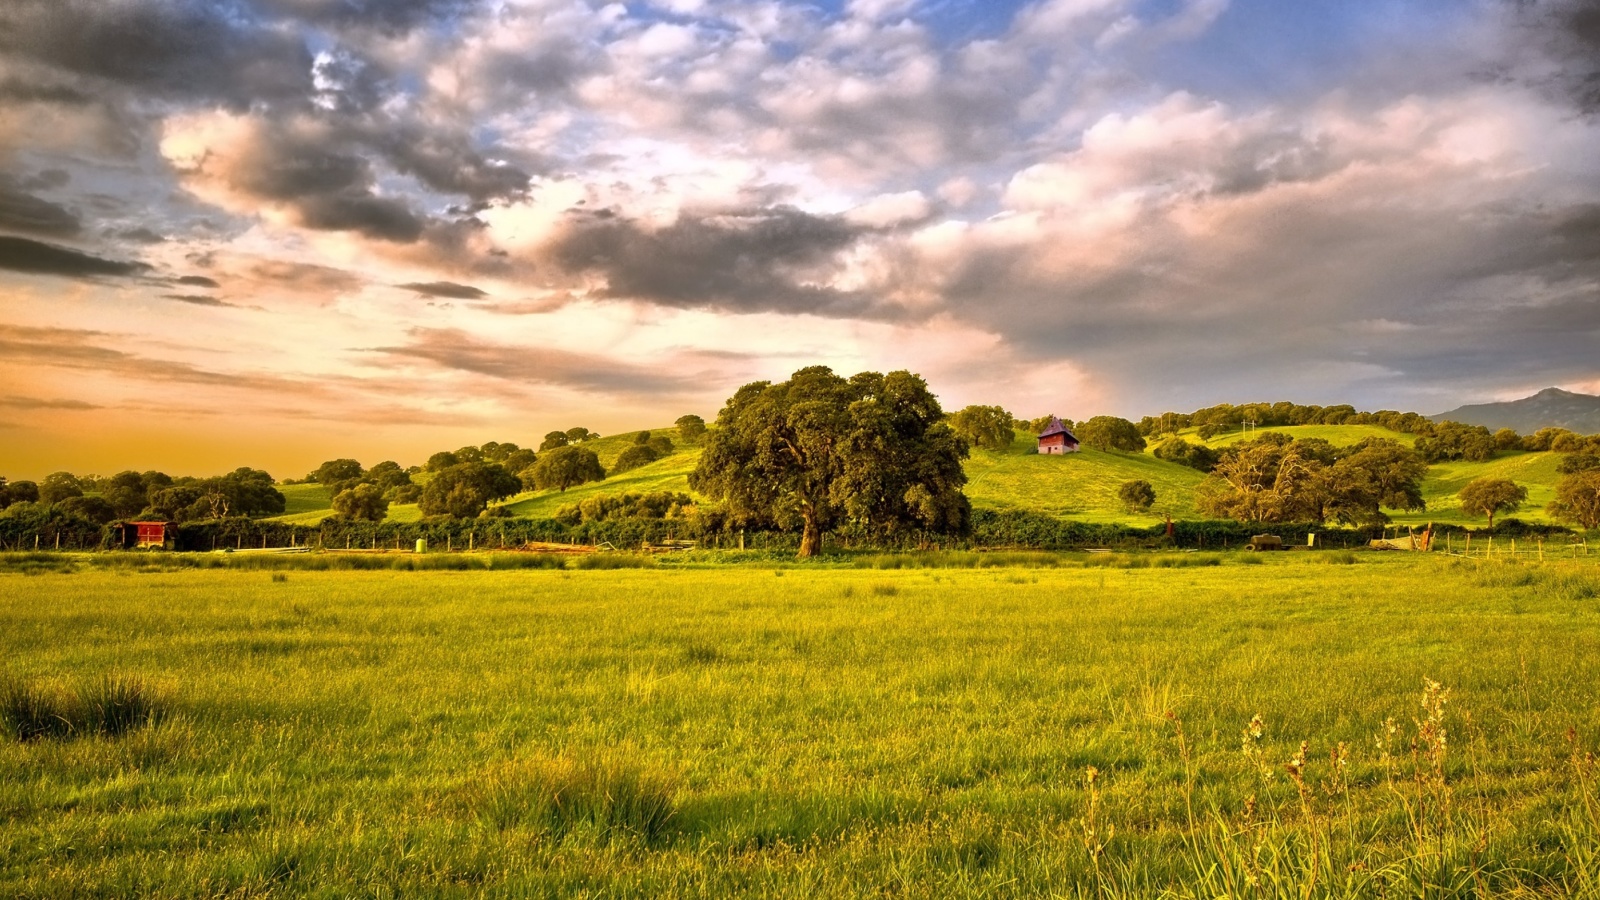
539,431 -> 570,451
949,405 -> 1016,451
614,444 -> 660,474
676,414 -> 707,442
1458,477 -> 1527,529
1118,480 -> 1156,513
529,446 -> 606,492
565,426 -> 597,443
332,483 -> 389,522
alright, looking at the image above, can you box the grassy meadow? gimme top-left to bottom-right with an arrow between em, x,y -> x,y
4,552 -> 1600,897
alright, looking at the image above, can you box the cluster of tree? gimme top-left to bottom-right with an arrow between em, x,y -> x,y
1151,436 -> 1221,472
0,468 -> 284,526
613,431 -> 677,474
1414,422 -> 1497,463
422,441 -> 539,476
537,427 -> 600,451
1195,434 -> 1428,525
552,491 -> 697,526
306,458 -> 420,522
948,405 -> 1016,451
1136,402 -> 1433,438
691,367 -> 970,557
1075,416 -> 1147,452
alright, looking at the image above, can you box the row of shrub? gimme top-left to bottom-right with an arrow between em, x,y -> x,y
0,507 -> 1586,558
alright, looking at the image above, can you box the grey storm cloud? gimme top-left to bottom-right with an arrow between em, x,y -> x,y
176,275 -> 222,289
255,0 -> 479,35
162,294 -> 239,308
0,235 -> 147,279
0,177 -> 81,236
399,281 -> 487,299
368,328 -> 702,396
0,0 -> 313,108
550,206 -> 878,317
1503,0 -> 1600,114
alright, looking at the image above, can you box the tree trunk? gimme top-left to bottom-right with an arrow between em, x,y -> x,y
798,509 -> 822,558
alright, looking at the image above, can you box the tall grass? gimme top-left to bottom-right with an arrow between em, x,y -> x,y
466,756 -> 680,845
1,674 -> 166,740
3,558 -> 1599,895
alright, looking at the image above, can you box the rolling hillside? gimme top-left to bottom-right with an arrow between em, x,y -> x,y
966,434 -> 1204,524
1190,424 -> 1416,448
1390,451 -> 1565,527
266,423 -> 1578,530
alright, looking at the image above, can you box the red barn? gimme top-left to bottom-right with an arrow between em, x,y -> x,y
118,521 -> 176,550
1037,417 -> 1080,455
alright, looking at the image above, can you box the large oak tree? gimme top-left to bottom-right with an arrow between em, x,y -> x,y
690,366 -> 970,557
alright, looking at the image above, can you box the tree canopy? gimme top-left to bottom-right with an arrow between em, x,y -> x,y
1549,470 -> 1600,530
528,446 -> 606,492
948,405 -> 1016,451
1118,480 -> 1156,513
332,483 -> 389,522
1194,435 -> 1426,525
418,462 -> 521,518
689,366 -> 970,557
1075,416 -> 1147,452
1457,477 -> 1527,529
675,415 -> 707,442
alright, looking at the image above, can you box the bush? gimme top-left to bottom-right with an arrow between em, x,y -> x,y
1118,480 -> 1156,512
613,444 -> 660,474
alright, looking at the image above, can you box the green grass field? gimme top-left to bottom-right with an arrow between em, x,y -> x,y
4,554 -> 1599,897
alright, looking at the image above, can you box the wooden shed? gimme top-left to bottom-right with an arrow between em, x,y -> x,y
1037,417 -> 1081,455
118,521 -> 176,550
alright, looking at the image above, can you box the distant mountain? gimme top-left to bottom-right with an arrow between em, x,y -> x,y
1432,387 -> 1600,434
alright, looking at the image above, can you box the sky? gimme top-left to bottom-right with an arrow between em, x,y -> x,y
1,0 -> 1598,479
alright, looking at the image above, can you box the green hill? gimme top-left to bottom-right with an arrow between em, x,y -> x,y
269,483 -> 336,525
965,434 -> 1204,525
498,449 -> 700,519
1190,424 -> 1416,448
1391,451 -> 1565,527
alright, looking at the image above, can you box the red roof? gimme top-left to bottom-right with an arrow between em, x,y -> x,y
1038,416 -> 1076,440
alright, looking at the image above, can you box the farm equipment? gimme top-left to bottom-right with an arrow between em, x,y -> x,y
1245,534 -> 1287,551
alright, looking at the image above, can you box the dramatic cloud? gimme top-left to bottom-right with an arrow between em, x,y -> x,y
368,327 -> 705,396
399,281 -> 487,299
0,235 -> 147,279
550,206 -> 877,316
0,176 -> 81,236
2,0 -> 1599,473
